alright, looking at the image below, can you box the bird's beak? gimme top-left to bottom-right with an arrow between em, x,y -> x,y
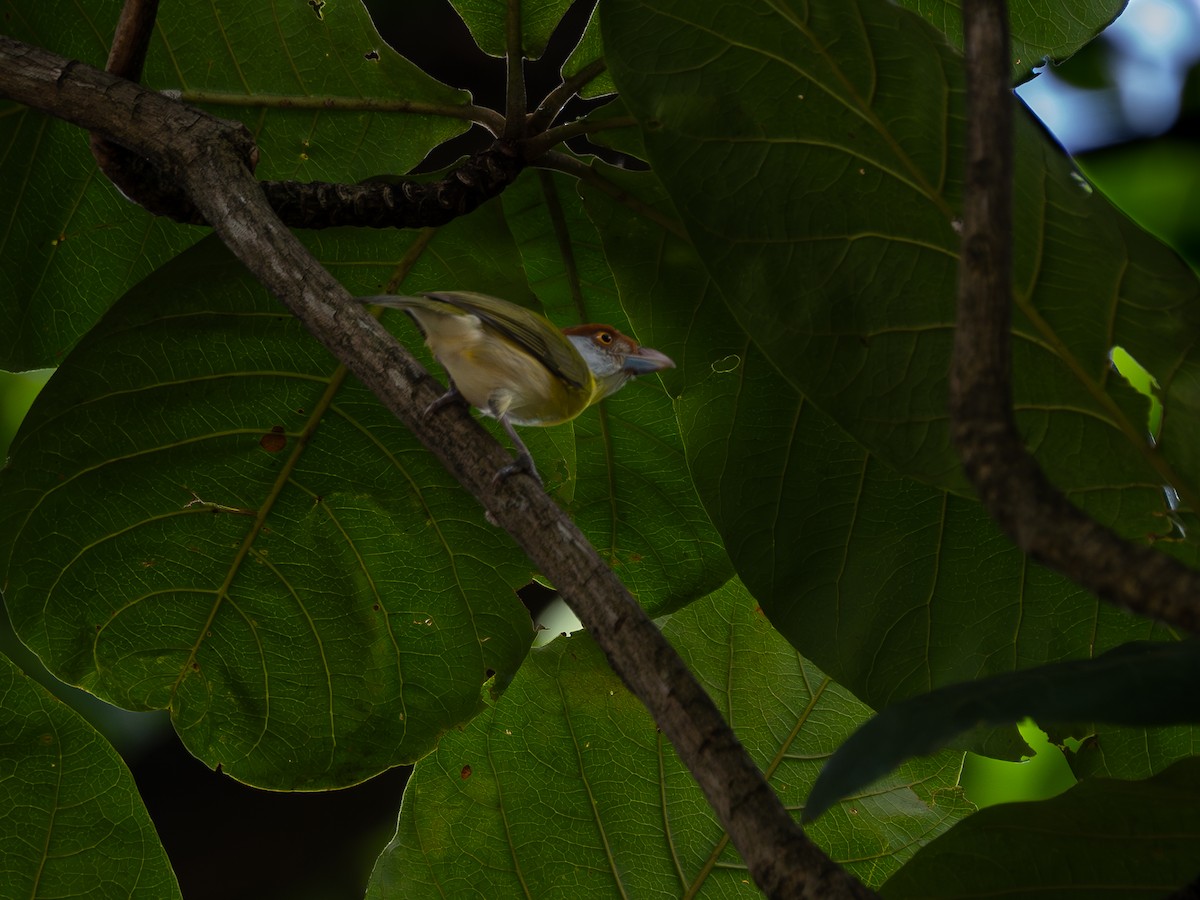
622,345 -> 676,376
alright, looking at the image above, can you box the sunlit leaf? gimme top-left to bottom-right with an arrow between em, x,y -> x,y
366,580 -> 971,897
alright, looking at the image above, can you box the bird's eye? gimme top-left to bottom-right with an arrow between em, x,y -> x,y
597,331 -> 613,344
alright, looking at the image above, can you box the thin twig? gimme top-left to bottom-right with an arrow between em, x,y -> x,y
523,113 -> 637,159
503,0 -> 526,140
950,0 -> 1200,633
527,57 -> 608,133
179,90 -> 506,133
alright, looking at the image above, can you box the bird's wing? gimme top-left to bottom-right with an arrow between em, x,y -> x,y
421,291 -> 593,391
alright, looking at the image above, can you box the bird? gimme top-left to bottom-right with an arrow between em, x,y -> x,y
361,290 -> 675,485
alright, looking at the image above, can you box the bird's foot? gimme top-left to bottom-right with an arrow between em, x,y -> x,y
492,450 -> 542,489
424,384 -> 466,418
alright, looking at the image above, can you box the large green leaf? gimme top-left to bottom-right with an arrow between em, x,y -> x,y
0,0 -> 205,371
0,227 -> 536,790
581,165 -> 1171,738
366,580 -> 971,897
602,0 -> 1200,543
0,652 -> 180,900
0,184 -> 718,786
806,641 -> 1200,821
0,0 -> 470,370
881,757 -> 1200,899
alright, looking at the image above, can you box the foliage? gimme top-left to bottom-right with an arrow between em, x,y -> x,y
1,0 -> 1198,896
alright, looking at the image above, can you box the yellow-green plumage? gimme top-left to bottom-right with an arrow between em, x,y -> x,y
361,290 -> 674,483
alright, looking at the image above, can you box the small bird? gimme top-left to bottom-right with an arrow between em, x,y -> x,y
362,291 -> 675,484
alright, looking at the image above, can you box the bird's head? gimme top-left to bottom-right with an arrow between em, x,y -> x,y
562,324 -> 675,402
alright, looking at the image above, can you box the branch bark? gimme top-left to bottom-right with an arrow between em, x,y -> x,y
0,34 -> 874,900
950,0 -> 1200,635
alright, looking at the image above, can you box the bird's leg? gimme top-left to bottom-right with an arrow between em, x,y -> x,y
423,378 -> 467,418
493,413 -> 542,488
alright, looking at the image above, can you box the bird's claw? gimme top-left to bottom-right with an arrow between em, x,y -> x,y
424,384 -> 466,419
492,451 -> 542,489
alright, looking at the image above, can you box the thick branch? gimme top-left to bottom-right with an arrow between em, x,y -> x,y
950,1 -> 1200,633
0,35 -> 874,899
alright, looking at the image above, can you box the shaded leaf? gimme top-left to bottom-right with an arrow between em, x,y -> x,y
0,0 -> 470,370
806,641 -> 1200,822
448,0 -> 573,58
602,0 -> 1200,541
366,580 -> 971,897
881,757 -> 1200,900
581,165 -> 1170,740
0,652 -> 180,900
1066,721 -> 1200,782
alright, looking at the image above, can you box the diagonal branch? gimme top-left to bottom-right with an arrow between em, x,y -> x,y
950,0 -> 1200,634
0,34 -> 875,900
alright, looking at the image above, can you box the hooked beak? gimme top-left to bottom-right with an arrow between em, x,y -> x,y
622,345 -> 676,376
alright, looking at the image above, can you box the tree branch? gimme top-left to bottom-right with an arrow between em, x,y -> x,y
503,0 -> 527,140
527,56 -> 608,134
0,35 -> 874,899
950,0 -> 1200,634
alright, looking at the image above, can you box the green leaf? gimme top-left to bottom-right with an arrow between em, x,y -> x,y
562,4 -> 616,98
448,0 -> 573,59
149,1 -> 471,182
881,757 -> 1200,899
894,0 -> 1127,83
0,0 -> 470,370
0,183 -> 725,785
0,0 -> 205,371
580,165 -> 1170,737
1067,721 -> 1200,782
602,0 -> 1200,540
805,641 -> 1200,822
0,230 -> 536,790
365,580 -> 971,896
0,652 -> 180,900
